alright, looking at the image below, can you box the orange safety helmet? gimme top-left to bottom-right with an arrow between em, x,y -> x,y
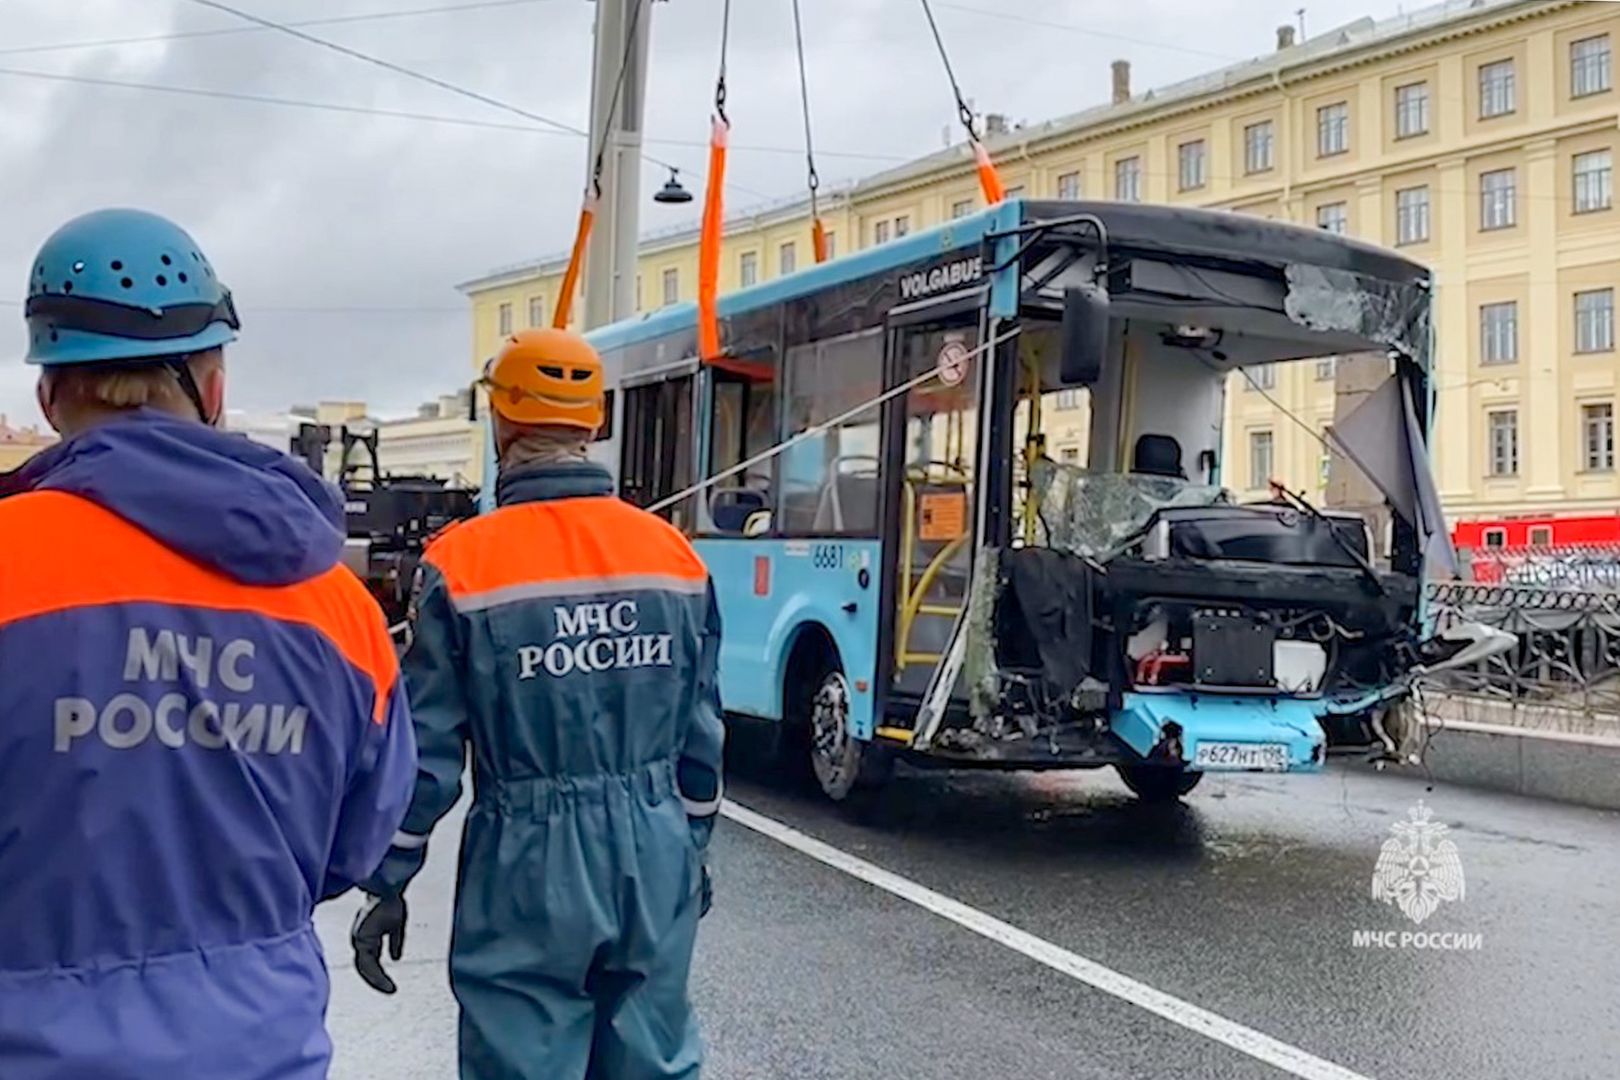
481,328 -> 605,430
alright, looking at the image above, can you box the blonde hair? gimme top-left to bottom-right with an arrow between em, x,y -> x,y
44,350 -> 222,417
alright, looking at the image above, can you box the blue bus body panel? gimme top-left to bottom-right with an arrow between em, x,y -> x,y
1113,692 -> 1326,773
694,538 -> 881,740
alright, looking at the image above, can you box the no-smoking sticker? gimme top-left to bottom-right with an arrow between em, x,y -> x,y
936,338 -> 970,386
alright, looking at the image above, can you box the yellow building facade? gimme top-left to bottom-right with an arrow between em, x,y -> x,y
463,0 -> 1619,525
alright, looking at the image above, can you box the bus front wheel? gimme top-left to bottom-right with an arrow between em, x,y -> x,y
807,668 -> 892,802
1116,763 -> 1203,803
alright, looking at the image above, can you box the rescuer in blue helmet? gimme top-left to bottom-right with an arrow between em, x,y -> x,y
0,208 -> 417,1080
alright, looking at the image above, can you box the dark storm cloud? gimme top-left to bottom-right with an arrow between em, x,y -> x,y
1,0 -> 1409,424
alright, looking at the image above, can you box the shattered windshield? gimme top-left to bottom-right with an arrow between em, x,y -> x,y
1030,458 -> 1225,559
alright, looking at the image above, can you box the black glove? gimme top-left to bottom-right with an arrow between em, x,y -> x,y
700,864 -> 713,919
351,893 -> 407,994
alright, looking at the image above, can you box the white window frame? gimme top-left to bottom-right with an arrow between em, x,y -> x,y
1315,357 -> 1337,380
873,220 -> 890,245
1245,363 -> 1277,391
1573,150 -> 1613,214
1480,59 -> 1516,119
1572,34 -> 1612,98
1244,120 -> 1275,174
1316,202 -> 1348,234
661,268 -> 679,307
951,198 -> 975,220
497,302 -> 513,337
1480,301 -> 1518,365
1394,82 -> 1429,139
1115,156 -> 1142,202
1317,102 -> 1349,157
739,251 -> 758,288
894,215 -> 911,238
1488,409 -> 1519,477
1575,288 -> 1615,353
1396,186 -> 1431,245
527,295 -> 545,328
1483,527 -> 1508,549
1177,139 -> 1207,192
779,241 -> 797,276
1249,430 -> 1275,489
1582,401 -> 1615,471
1057,171 -> 1081,200
1480,168 -> 1517,230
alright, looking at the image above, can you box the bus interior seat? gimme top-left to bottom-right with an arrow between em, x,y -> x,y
710,487 -> 769,533
1132,434 -> 1186,480
813,473 -> 880,534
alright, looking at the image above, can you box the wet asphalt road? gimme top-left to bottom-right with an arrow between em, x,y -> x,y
317,748 -> 1620,1080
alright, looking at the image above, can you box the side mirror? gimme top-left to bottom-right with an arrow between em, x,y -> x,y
1059,284 -> 1110,386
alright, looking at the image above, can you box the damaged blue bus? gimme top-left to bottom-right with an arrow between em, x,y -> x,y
491,198 -> 1502,802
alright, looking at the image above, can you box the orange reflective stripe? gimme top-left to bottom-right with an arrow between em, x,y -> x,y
0,492 -> 398,723
427,497 -> 708,605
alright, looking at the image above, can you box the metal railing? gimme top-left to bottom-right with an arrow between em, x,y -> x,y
1422,581 -> 1620,734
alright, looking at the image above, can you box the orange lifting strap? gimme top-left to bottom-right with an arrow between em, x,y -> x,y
973,141 -> 1006,205
697,117 -> 728,361
812,217 -> 829,264
551,194 -> 596,329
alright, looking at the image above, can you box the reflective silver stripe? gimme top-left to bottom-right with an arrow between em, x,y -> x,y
682,780 -> 724,819
391,830 -> 430,850
454,573 -> 706,614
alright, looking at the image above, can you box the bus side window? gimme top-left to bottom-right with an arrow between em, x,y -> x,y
707,373 -> 778,534
621,375 -> 697,529
778,327 -> 884,536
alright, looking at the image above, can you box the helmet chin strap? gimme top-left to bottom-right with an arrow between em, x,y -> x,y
166,356 -> 218,427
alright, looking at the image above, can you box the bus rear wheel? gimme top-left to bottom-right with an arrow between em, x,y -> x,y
807,668 -> 892,802
1116,763 -> 1203,803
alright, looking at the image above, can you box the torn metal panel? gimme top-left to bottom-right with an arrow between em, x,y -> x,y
961,546 -> 1002,721
1283,264 -> 1431,361
1030,459 -> 1223,560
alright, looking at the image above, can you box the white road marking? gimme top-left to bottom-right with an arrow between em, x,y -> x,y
721,800 -> 1374,1080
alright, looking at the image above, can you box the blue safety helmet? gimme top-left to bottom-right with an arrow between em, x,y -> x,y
24,208 -> 240,367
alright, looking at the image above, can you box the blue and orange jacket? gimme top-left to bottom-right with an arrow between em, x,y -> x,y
365,459 -> 725,897
0,411 -> 417,1080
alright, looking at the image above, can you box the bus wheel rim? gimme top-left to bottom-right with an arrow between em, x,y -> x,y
811,671 -> 851,785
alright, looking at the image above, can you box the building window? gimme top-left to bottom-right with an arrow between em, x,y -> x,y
1488,409 -> 1519,477
1528,525 -> 1553,547
1576,288 -> 1615,352
779,241 -> 797,276
1573,149 -> 1612,213
1480,301 -> 1518,364
1316,201 -> 1348,234
1057,171 -> 1081,200
1055,389 -> 1083,410
1583,402 -> 1615,471
824,232 -> 837,259
951,198 -> 975,219
1480,59 -> 1516,118
1244,363 -> 1277,390
1317,102 -> 1349,157
874,220 -> 890,245
497,302 -> 512,336
1396,186 -> 1431,245
1115,156 -> 1142,202
739,251 -> 758,288
1005,186 -> 1025,199
1482,527 -> 1507,549
1245,120 -> 1275,174
662,268 -> 679,307
1394,82 -> 1430,139
1178,139 -> 1207,191
1479,168 -> 1517,230
1572,35 -> 1611,98
1249,430 -> 1274,489
1315,357 -> 1337,380
894,215 -> 911,238
527,295 -> 545,328
1319,424 -> 1335,488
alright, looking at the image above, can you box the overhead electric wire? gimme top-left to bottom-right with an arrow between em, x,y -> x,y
184,0 -> 776,199
0,0 -> 563,58
0,65 -> 904,164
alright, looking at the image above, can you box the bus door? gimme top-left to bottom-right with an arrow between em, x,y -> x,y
619,369 -> 700,531
882,299 -> 985,703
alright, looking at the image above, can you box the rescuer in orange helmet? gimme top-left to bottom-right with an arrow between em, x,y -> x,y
353,328 -> 723,1079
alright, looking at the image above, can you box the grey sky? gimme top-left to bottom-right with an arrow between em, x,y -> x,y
0,0 -> 1411,428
